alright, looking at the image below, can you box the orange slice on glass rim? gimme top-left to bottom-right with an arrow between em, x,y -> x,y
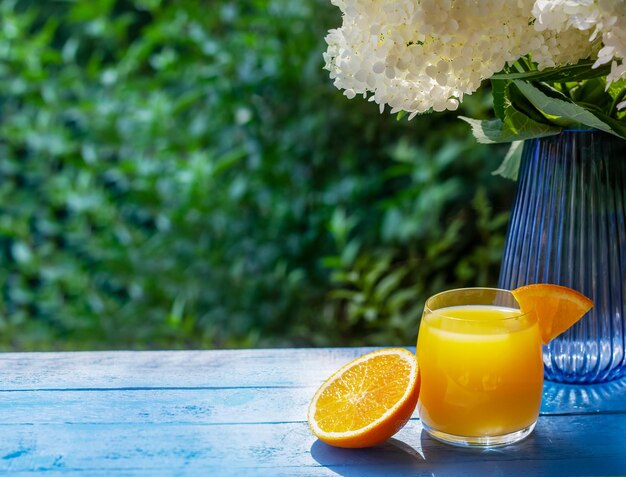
307,348 -> 420,448
512,284 -> 593,344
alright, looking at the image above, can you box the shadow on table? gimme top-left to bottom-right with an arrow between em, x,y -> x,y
310,438 -> 425,476
311,428 -> 548,476
542,376 -> 626,414
418,428 -> 542,475
310,433 -> 535,476
415,420 -> 608,476
310,378 -> 626,476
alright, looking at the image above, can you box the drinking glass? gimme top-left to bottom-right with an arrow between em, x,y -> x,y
417,288 -> 543,447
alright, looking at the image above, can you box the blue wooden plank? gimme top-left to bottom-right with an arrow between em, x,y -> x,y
0,388 -> 320,425
1,349 -> 626,476
2,348 -> 625,415
1,379 -> 625,429
0,416 -> 624,476
0,348 -> 380,390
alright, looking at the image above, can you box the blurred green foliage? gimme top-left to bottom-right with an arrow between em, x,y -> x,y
0,0 -> 513,350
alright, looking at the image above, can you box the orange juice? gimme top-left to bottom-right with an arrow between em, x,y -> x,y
417,305 -> 543,440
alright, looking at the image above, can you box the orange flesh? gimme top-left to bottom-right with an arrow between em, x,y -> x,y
512,284 -> 593,343
314,354 -> 412,432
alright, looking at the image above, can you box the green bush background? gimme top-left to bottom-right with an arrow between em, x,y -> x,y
0,0 -> 514,350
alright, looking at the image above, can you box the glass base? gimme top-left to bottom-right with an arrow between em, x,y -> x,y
422,421 -> 536,448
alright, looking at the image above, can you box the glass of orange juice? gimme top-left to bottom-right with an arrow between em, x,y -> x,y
417,287 -> 543,447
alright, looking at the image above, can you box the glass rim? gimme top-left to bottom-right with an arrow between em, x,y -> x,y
424,287 -> 530,322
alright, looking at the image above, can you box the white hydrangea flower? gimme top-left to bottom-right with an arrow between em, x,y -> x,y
324,0 -> 548,117
530,27 -> 598,69
594,1 -> 626,88
532,0 -> 599,33
532,0 -> 626,87
324,0 -> 625,116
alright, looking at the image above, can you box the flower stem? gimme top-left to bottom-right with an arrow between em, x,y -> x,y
609,88 -> 626,117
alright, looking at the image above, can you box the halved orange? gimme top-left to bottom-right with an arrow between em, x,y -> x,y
307,348 -> 419,448
512,284 -> 593,344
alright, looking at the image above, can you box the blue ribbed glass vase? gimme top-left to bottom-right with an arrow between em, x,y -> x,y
498,130 -> 626,383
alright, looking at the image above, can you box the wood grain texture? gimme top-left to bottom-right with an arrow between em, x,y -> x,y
0,347 -> 624,476
0,388 -> 315,425
1,348 -> 623,414
0,417 -> 625,476
0,348 -> 379,389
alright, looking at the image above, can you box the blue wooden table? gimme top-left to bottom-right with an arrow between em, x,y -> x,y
0,347 -> 625,476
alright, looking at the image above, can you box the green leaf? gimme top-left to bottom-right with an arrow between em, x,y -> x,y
491,78 -> 508,121
329,290 -> 358,301
363,259 -> 391,292
507,81 -> 553,124
570,77 -> 609,106
373,267 -> 408,303
512,80 -> 623,138
607,79 -> 626,117
459,110 -> 560,144
387,288 -> 419,311
493,60 -> 611,83
211,148 -> 247,177
591,111 -> 626,138
458,117 -> 502,143
608,78 -> 626,99
492,140 -> 524,181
